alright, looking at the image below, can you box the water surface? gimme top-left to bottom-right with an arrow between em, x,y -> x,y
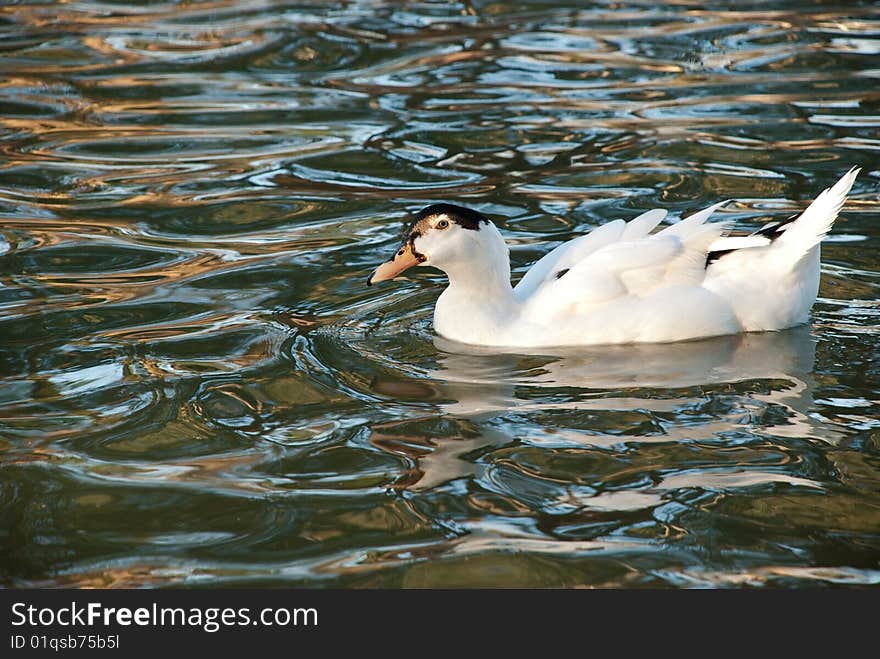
1,0 -> 879,588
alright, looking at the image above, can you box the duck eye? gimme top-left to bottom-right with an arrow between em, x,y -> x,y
437,219 -> 449,229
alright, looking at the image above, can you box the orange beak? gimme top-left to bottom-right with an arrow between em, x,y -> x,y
367,242 -> 424,286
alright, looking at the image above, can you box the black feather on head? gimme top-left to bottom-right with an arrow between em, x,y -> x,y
407,203 -> 490,238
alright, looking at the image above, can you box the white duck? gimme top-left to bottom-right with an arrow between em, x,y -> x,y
367,167 -> 860,347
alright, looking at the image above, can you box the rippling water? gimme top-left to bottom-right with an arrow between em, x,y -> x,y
1,1 -> 879,588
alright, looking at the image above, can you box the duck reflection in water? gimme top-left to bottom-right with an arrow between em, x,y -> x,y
369,325 -> 843,494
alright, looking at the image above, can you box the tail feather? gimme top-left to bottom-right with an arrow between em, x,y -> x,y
775,166 -> 860,255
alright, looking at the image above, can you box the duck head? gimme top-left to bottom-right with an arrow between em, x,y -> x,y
367,203 -> 504,286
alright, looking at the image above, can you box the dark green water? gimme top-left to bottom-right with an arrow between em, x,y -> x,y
2,1 -> 879,588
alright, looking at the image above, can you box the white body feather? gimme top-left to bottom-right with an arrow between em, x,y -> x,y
427,168 -> 859,347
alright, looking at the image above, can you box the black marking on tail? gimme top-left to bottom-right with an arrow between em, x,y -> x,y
751,213 -> 799,241
705,249 -> 735,267
555,268 -> 570,280
707,212 -> 802,268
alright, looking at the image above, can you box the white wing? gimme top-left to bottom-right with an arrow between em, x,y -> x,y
621,208 -> 668,240
520,202 -> 730,322
513,219 -> 626,299
513,208 -> 667,299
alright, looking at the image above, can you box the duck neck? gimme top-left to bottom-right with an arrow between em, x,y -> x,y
445,257 -> 515,304
446,221 -> 516,307
433,233 -> 518,344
